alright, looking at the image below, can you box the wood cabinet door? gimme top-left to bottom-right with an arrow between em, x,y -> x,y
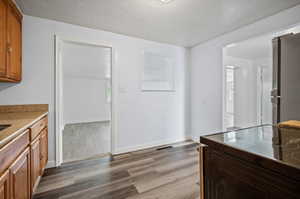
6,3 -> 21,81
204,150 -> 270,199
10,148 -> 31,199
0,170 -> 10,199
40,129 -> 48,174
0,0 -> 7,77
30,138 -> 40,191
204,149 -> 299,199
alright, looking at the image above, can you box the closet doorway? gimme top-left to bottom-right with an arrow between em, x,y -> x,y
55,37 -> 115,165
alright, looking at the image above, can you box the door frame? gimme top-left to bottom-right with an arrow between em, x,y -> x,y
54,35 -> 118,166
223,66 -> 236,130
257,65 -> 264,125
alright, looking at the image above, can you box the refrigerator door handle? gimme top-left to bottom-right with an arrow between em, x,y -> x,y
271,96 -> 281,104
271,89 -> 279,97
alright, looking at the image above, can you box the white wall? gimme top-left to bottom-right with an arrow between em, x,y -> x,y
190,4 -> 300,140
62,42 -> 111,124
190,44 -> 223,141
223,56 -> 258,128
0,15 -> 187,165
254,58 -> 273,124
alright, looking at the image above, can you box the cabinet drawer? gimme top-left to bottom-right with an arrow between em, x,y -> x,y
0,130 -> 29,175
30,116 -> 47,141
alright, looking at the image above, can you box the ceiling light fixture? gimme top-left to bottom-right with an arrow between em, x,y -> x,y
159,0 -> 174,4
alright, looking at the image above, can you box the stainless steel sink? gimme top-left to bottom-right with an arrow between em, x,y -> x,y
0,124 -> 11,131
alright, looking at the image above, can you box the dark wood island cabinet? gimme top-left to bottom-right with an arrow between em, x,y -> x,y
199,125 -> 300,199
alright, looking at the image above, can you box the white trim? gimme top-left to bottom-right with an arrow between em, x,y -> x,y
55,35 -> 63,167
190,136 -> 200,143
64,120 -> 111,125
222,49 -> 226,131
54,35 -> 117,166
257,66 -> 262,125
111,47 -> 118,155
114,138 -> 187,155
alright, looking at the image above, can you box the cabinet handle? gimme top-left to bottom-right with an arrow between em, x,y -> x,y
199,144 -> 207,199
7,44 -> 12,53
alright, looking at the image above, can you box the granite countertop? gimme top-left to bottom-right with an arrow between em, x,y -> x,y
0,104 -> 48,148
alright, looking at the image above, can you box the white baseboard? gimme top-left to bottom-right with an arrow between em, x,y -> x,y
113,137 -> 187,155
46,160 -> 56,168
184,135 -> 193,141
191,136 -> 200,143
51,137 -> 191,164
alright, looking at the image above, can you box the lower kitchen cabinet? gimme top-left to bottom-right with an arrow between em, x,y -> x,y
30,137 -> 40,191
10,148 -> 31,199
39,129 -> 48,175
202,148 -> 299,199
0,170 -> 10,199
0,114 -> 48,199
200,126 -> 300,199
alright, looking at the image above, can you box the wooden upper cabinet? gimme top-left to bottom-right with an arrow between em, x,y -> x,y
0,0 -> 22,82
0,0 -> 7,77
0,170 -> 10,199
6,1 -> 22,81
9,148 -> 31,199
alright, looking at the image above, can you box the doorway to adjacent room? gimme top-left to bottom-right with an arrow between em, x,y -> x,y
55,37 -> 115,165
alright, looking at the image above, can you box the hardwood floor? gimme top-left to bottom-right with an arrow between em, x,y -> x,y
33,142 -> 200,199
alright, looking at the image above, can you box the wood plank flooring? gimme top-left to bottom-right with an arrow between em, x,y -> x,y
33,142 -> 200,199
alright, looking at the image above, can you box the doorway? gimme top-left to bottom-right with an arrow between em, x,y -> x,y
55,37 -> 114,165
222,35 -> 273,131
224,66 -> 236,130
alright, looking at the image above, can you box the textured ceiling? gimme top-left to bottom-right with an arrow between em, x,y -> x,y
16,0 -> 300,47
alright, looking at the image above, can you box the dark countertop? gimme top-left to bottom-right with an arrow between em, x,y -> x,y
0,104 -> 48,148
200,125 -> 300,180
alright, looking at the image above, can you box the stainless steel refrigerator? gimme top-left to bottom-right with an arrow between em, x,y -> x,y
272,33 -> 300,124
